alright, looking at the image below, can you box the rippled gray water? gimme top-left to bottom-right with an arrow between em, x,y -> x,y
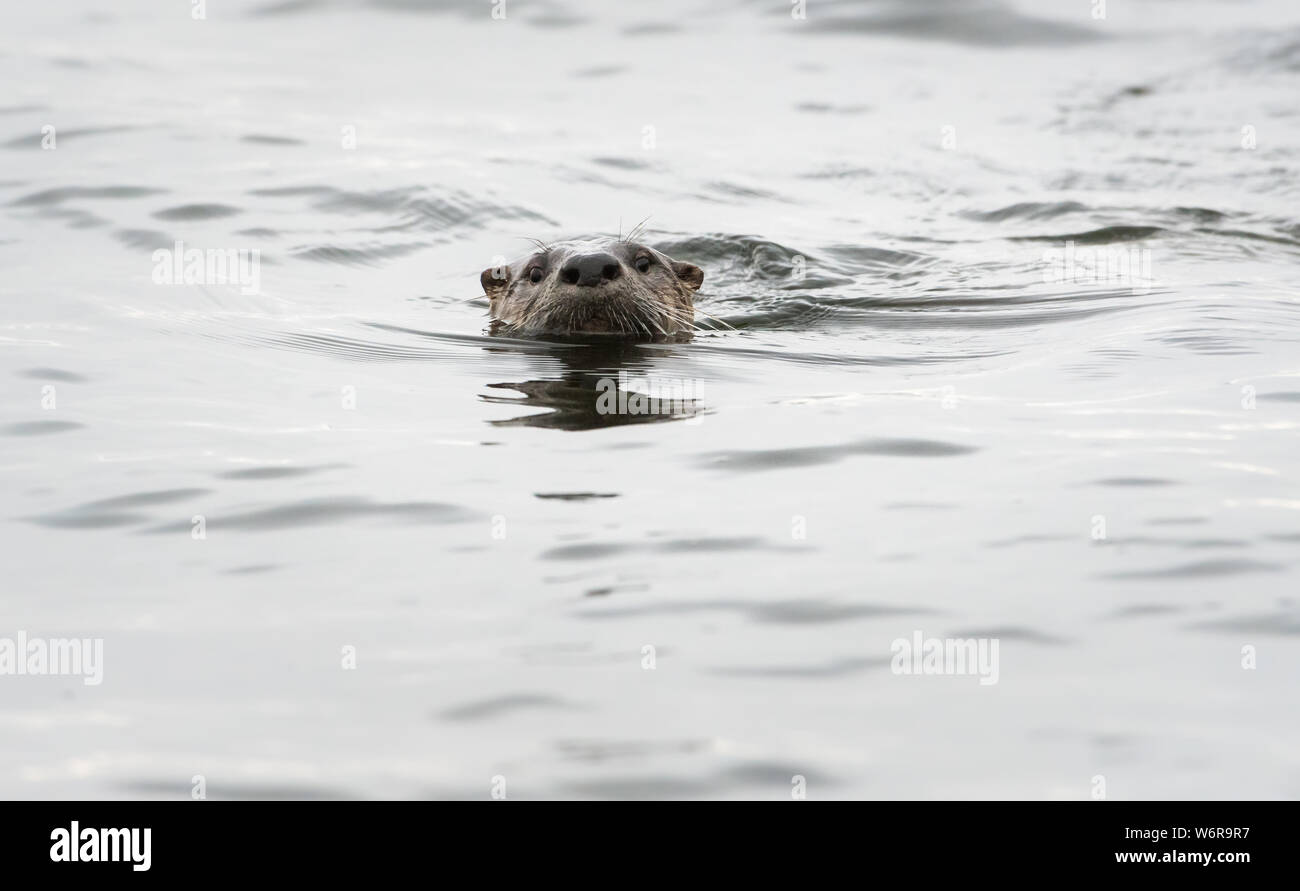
2,0 -> 1298,799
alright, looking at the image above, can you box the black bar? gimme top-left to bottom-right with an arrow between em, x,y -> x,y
0,801 -> 1286,877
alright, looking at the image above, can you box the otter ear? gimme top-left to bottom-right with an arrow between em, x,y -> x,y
481,264 -> 510,297
672,261 -> 704,291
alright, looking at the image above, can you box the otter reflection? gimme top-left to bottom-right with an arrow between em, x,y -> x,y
481,339 -> 706,431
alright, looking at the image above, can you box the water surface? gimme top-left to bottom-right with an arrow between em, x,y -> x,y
1,0 -> 1298,799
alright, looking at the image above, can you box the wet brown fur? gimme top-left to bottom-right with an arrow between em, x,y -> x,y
481,237 -> 703,338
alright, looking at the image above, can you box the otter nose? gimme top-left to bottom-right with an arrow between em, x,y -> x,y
559,252 -> 622,287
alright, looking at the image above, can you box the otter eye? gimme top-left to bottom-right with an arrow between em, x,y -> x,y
634,255 -> 651,273
528,266 -> 544,284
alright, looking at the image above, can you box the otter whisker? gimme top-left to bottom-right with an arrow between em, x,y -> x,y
623,216 -> 652,244
621,304 -> 644,337
633,308 -> 652,338
512,235 -> 552,254
689,307 -> 735,330
628,295 -> 663,332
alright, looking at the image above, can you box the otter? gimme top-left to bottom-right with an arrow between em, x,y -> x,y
480,237 -> 704,338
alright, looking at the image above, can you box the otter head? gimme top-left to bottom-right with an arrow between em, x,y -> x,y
481,238 -> 704,338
